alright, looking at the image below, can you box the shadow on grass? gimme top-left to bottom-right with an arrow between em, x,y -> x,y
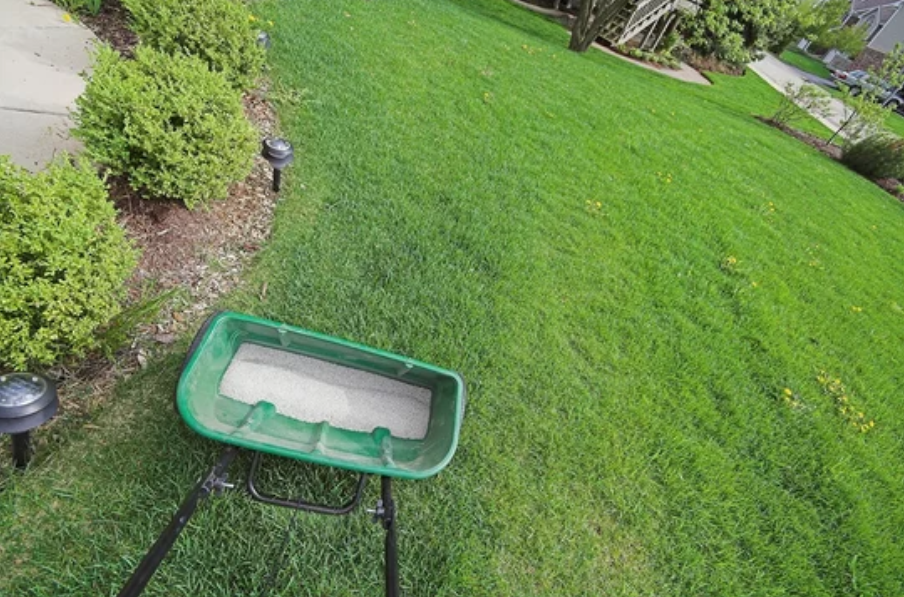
445,0 -> 570,48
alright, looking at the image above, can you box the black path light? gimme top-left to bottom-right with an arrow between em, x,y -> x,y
0,373 -> 58,468
261,138 -> 294,192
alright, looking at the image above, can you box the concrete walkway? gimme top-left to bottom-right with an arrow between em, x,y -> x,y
0,0 -> 96,171
749,53 -> 848,137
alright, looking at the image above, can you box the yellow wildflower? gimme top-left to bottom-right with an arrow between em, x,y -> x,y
62,12 -> 72,22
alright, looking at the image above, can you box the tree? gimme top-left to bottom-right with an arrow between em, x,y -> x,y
680,0 -> 799,65
829,44 -> 904,144
818,23 -> 868,56
796,0 -> 867,56
568,0 -> 633,53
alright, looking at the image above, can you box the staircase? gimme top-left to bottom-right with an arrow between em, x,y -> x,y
600,0 -> 678,45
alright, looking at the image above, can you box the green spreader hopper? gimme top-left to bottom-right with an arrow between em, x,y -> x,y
176,311 -> 465,479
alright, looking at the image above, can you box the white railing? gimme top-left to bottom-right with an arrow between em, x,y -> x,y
619,0 -> 677,43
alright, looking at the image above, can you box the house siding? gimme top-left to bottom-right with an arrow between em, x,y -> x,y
868,6 -> 904,52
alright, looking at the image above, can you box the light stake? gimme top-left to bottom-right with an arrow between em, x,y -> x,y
0,373 -> 58,468
261,138 -> 294,192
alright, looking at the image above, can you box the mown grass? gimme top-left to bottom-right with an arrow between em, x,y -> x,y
780,48 -> 834,80
3,1 -> 904,596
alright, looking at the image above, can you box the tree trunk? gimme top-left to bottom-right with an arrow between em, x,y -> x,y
568,0 -> 632,53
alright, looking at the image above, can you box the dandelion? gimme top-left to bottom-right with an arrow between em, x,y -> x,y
783,388 -> 793,397
268,20 -> 275,26
595,201 -> 602,208
751,281 -> 759,288
62,12 -> 72,22
249,14 -> 257,22
851,305 -> 863,313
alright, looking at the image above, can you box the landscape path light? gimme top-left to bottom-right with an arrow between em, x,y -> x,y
0,372 -> 59,468
261,138 -> 294,192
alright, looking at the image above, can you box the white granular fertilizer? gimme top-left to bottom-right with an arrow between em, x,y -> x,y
218,343 -> 432,440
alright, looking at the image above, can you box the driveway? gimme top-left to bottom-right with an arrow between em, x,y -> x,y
749,53 -> 849,136
0,0 -> 95,171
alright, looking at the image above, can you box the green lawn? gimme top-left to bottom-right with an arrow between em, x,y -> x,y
780,48 -> 834,80
4,1 -> 904,596
885,111 -> 904,137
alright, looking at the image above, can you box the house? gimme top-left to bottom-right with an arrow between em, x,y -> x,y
825,0 -> 904,69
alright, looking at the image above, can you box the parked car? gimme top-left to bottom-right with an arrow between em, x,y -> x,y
830,69 -> 904,114
830,69 -> 869,88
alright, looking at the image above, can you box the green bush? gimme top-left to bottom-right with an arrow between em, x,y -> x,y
74,45 -> 257,209
122,0 -> 264,90
0,156 -> 137,371
841,134 -> 904,180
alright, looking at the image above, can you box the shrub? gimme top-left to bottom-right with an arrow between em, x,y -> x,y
0,156 -> 137,371
770,82 -> 831,128
680,0 -> 799,66
122,0 -> 264,90
74,45 -> 257,209
841,134 -> 904,180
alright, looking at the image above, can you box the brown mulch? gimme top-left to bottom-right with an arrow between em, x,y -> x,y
757,116 -> 904,202
80,0 -> 138,56
120,88 -> 279,339
680,51 -> 745,77
39,4 -> 282,433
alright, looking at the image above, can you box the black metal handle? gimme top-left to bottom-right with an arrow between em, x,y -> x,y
246,451 -> 368,514
381,476 -> 400,597
117,447 -> 238,597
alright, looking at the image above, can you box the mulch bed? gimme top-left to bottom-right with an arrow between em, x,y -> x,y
80,0 -> 138,56
680,51 -> 745,76
42,2 -> 282,427
757,116 -> 904,202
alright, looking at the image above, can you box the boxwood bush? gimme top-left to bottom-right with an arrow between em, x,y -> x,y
122,0 -> 264,90
841,134 -> 904,180
74,45 -> 257,209
0,156 -> 137,370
